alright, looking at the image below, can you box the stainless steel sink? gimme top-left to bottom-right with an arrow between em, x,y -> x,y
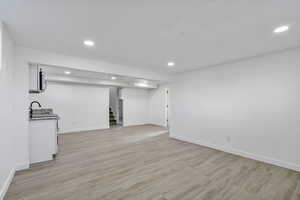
30,109 -> 60,121
32,108 -> 53,115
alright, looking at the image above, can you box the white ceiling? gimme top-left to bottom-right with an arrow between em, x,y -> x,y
1,0 -> 300,73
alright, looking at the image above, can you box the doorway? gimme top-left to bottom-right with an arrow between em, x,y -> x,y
118,99 -> 123,125
109,87 -> 123,128
165,89 -> 169,128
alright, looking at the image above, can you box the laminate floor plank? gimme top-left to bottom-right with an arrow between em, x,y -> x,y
4,125 -> 300,200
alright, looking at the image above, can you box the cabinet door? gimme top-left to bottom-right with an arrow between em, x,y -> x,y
29,120 -> 57,164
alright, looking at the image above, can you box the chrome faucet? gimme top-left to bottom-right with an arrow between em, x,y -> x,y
29,101 -> 42,118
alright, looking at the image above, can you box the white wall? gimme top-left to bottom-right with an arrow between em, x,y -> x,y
121,88 -> 150,126
11,45 -> 172,173
149,85 -> 169,127
0,22 -> 20,199
30,82 -> 109,133
170,48 -> 300,171
120,86 -> 169,127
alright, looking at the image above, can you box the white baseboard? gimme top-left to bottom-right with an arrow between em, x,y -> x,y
170,134 -> 300,172
15,163 -> 30,171
123,123 -> 148,127
0,168 -> 15,200
59,125 -> 110,134
148,123 -> 169,128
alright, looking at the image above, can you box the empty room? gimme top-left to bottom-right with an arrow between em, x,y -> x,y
1,1 -> 300,200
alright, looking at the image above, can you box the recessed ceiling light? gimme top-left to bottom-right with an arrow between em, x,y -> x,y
273,25 -> 289,33
167,62 -> 175,67
64,71 -> 71,75
111,76 -> 117,80
83,40 -> 95,47
134,82 -> 148,88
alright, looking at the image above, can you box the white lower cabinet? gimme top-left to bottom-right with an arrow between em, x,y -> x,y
29,119 -> 58,164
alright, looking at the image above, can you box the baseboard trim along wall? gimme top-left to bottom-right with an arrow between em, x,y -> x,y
170,135 -> 300,172
59,125 -> 110,134
148,123 -> 168,128
0,168 -> 15,200
123,123 -> 148,127
15,163 -> 30,171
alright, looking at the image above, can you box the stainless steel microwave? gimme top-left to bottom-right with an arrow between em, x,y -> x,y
29,64 -> 47,93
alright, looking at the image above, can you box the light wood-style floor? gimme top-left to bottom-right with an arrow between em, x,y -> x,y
5,125 -> 300,200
